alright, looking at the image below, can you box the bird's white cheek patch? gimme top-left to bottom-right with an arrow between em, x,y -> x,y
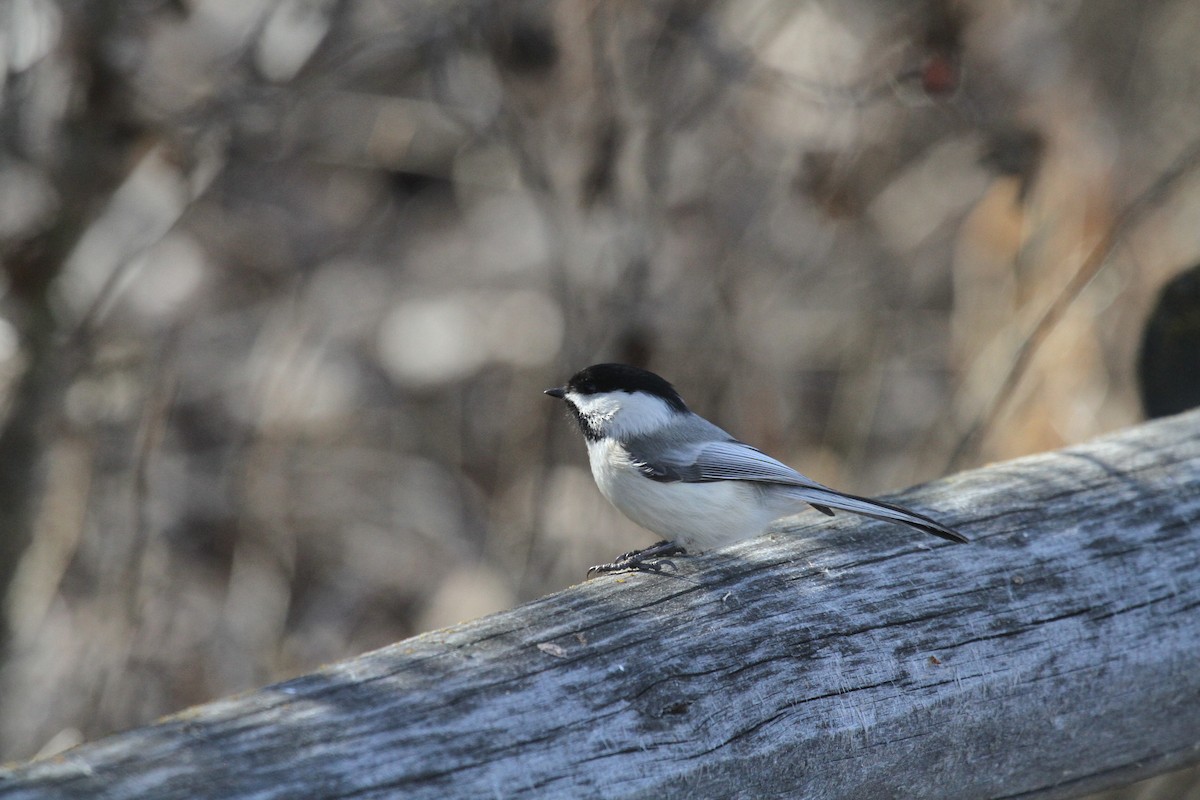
568,390 -> 677,439
565,391 -> 617,429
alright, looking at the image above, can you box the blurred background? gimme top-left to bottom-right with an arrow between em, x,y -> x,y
0,1 -> 1198,789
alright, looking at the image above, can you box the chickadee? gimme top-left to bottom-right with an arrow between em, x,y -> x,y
545,363 -> 966,574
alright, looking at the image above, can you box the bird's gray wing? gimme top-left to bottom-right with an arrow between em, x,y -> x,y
628,437 -> 831,490
688,440 -> 835,488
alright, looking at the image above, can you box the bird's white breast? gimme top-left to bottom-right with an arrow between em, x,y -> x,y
584,439 -> 785,550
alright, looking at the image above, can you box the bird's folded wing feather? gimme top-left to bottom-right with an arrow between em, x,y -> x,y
630,439 -> 831,489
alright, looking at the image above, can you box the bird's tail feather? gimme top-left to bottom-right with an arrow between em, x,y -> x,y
787,487 -> 967,544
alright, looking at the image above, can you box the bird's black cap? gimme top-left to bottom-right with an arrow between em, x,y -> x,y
545,363 -> 688,412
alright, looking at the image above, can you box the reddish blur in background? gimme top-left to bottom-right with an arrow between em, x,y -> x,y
0,4 -> 1197,794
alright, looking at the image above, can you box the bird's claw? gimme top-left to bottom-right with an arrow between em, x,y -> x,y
586,541 -> 687,577
587,557 -> 677,576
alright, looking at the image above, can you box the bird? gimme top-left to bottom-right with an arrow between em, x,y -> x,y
545,363 -> 966,574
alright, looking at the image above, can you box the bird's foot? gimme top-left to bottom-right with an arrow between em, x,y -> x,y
587,540 -> 688,577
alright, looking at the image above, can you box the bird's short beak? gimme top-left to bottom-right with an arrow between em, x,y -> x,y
544,387 -> 566,399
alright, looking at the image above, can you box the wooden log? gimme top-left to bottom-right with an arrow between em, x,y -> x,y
2,410 -> 1200,799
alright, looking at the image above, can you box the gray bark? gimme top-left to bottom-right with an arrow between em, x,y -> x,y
2,410 -> 1200,800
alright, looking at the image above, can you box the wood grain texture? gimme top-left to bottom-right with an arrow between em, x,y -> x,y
3,410 -> 1200,800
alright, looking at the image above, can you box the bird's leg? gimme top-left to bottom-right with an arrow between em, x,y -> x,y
587,540 -> 688,577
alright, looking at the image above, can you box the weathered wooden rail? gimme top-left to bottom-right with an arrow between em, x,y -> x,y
2,410 -> 1200,799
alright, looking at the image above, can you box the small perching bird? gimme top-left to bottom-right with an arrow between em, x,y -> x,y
545,364 -> 966,574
